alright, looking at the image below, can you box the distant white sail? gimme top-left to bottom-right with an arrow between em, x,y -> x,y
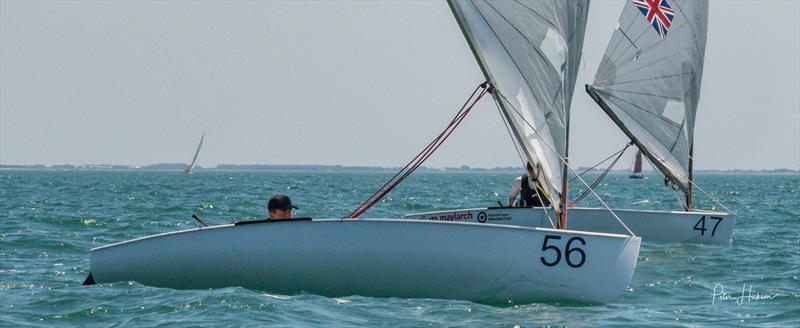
587,0 -> 708,196
185,133 -> 204,174
449,0 -> 590,211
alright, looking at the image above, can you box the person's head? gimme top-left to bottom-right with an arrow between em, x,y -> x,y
267,194 -> 298,220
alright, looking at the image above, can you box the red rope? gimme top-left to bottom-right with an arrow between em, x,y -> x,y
347,82 -> 491,218
346,83 -> 484,217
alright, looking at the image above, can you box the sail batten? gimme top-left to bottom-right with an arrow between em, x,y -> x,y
589,0 -> 708,195
449,0 -> 589,211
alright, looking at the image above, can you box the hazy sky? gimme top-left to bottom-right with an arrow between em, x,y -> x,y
1,0 -> 798,170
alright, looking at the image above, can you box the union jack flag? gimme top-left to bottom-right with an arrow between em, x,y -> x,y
633,0 -> 675,39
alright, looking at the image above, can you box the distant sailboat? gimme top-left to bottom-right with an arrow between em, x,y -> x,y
184,133 -> 204,174
629,150 -> 645,179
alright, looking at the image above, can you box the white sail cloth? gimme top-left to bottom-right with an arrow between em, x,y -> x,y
449,0 -> 589,210
187,133 -> 205,172
590,0 -> 708,193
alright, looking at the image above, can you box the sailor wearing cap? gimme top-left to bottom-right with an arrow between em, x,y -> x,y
267,194 -> 298,220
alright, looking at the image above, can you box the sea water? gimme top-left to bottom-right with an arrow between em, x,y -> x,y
1,170 -> 798,327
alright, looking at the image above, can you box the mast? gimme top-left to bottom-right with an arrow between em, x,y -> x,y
686,144 -> 693,210
560,76 -> 570,228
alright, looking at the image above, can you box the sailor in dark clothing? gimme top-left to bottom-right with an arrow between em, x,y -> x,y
507,162 -> 551,207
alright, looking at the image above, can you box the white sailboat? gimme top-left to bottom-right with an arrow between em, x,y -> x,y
406,0 -> 735,245
184,133 -> 204,174
584,0 -> 735,242
629,150 -> 645,179
84,0 -> 641,304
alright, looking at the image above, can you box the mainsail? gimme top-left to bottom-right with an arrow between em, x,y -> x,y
448,0 -> 590,212
587,0 -> 708,202
185,133 -> 205,174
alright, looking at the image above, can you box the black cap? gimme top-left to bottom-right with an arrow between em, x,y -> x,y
268,194 -> 298,211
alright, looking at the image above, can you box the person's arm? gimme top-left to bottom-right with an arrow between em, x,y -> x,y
508,176 -> 522,207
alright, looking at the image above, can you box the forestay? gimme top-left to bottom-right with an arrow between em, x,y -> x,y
448,0 -> 589,211
588,0 -> 708,194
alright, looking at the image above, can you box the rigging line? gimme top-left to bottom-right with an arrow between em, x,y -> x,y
349,91 -> 480,218
496,92 -> 556,227
495,90 -> 635,236
570,145 -> 629,206
570,142 -> 634,183
672,185 -> 689,210
348,84 -> 491,219
685,155 -> 736,214
350,88 -> 484,218
347,85 -> 481,217
494,96 -> 526,167
589,87 -> 690,193
531,177 -> 557,229
347,83 -> 486,218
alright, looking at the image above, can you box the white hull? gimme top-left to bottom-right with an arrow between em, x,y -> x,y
403,207 -> 734,245
87,219 -> 640,304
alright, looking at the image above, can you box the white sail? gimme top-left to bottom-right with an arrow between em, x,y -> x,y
185,133 -> 205,174
587,0 -> 708,197
448,0 -> 590,211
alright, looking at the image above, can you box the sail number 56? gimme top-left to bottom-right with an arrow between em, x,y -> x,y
540,235 -> 586,268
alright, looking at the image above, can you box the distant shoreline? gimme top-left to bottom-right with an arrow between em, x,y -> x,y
0,164 -> 797,174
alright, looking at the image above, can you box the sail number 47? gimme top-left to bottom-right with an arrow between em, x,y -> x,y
540,235 -> 586,268
693,216 -> 723,236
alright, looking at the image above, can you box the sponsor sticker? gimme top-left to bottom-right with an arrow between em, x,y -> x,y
427,212 -> 473,222
487,212 -> 511,221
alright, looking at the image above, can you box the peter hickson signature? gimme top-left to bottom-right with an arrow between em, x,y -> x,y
712,283 -> 780,305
